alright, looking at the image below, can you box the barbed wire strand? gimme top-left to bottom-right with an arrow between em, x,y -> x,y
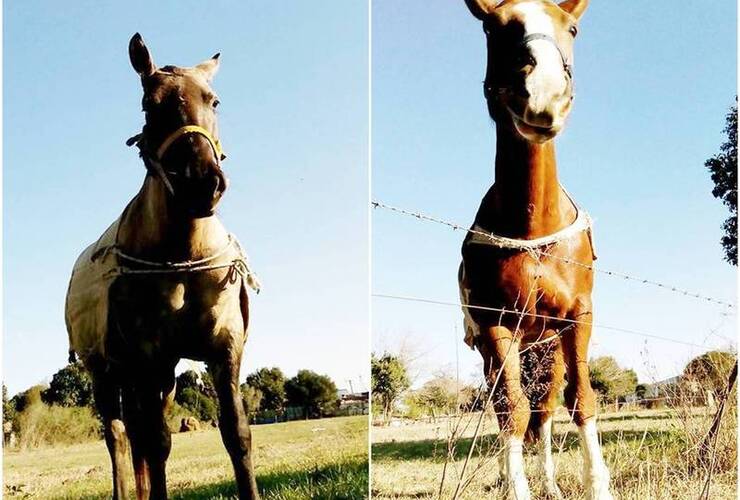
372,201 -> 736,310
372,293 -> 729,349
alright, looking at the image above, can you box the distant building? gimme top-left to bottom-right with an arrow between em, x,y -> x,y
644,376 -> 680,399
338,391 -> 369,415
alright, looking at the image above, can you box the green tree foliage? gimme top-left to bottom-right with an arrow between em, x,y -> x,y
3,384 -> 17,425
683,350 -> 736,393
635,383 -> 648,400
42,362 -> 94,407
176,370 -> 217,401
10,385 -> 45,414
589,356 -> 638,401
244,367 -> 286,413
371,353 -> 410,420
175,370 -> 219,422
178,387 -> 218,422
705,102 -> 737,265
240,385 -> 263,416
285,370 -> 338,418
415,375 -> 458,414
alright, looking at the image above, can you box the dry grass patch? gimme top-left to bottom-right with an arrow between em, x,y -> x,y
4,415 -> 368,499
371,408 -> 736,499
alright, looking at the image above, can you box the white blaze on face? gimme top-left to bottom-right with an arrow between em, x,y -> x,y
512,2 -> 568,119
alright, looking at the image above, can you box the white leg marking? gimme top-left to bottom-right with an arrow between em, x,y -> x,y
538,417 -> 563,499
505,435 -> 531,500
578,420 -> 614,500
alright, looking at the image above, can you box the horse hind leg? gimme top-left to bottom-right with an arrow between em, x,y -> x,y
92,373 -> 131,500
522,337 -> 565,499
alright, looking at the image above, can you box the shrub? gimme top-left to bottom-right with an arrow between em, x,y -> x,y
179,387 -> 218,422
16,401 -> 101,449
42,362 -> 94,407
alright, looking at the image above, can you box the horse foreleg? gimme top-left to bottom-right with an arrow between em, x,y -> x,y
479,325 -> 531,500
93,375 -> 131,500
209,354 -> 260,500
561,308 -> 613,500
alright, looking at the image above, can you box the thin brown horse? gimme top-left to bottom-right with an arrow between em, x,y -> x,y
458,1 -> 613,499
65,34 -> 260,500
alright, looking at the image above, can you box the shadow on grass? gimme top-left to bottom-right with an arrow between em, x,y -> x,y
171,458 -> 369,500
372,428 -> 681,463
51,459 -> 369,500
594,411 -> 687,424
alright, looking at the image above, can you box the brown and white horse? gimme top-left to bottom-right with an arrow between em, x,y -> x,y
459,1 -> 613,499
65,34 -> 260,500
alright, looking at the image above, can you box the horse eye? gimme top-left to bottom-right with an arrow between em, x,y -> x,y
569,25 -> 578,37
212,99 -> 220,109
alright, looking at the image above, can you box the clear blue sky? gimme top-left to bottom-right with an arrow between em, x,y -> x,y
4,2 -> 369,396
372,1 -> 737,385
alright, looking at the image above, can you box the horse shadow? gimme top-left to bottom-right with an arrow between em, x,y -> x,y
371,427 -> 680,463
53,458 -> 368,500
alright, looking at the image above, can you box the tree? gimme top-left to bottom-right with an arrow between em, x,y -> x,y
42,362 -> 94,407
244,367 -> 286,413
175,370 -> 219,421
3,385 -> 17,425
589,356 -> 638,401
635,383 -> 648,400
175,370 -> 216,402
179,387 -> 218,422
9,385 -> 45,414
240,385 -> 263,416
415,375 -> 458,415
285,370 -> 338,419
371,353 -> 410,421
705,101 -> 737,265
683,350 -> 736,394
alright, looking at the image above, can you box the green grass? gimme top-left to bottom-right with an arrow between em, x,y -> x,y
3,416 -> 368,499
371,408 -> 737,499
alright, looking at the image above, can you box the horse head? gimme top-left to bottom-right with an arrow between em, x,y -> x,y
465,0 -> 588,143
128,33 -> 227,217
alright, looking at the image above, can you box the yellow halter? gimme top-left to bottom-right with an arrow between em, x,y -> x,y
156,125 -> 225,162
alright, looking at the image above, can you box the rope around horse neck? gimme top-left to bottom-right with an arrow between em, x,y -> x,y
112,234 -> 236,268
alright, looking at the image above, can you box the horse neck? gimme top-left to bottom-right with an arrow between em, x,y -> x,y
484,124 -> 575,239
117,175 -> 229,261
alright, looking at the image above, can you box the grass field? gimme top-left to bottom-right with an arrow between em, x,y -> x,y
3,415 -> 368,499
372,408 -> 737,499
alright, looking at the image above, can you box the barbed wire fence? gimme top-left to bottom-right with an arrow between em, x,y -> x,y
371,199 -> 737,499
372,201 -> 737,311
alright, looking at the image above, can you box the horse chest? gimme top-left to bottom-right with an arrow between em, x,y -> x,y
463,248 -> 574,326
107,273 -> 238,356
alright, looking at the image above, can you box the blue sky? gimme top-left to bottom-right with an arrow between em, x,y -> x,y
372,1 -> 737,385
4,2 -> 369,396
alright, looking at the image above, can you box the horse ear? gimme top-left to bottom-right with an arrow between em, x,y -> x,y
464,0 -> 500,20
559,0 -> 589,20
196,53 -> 220,81
129,33 -> 156,77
